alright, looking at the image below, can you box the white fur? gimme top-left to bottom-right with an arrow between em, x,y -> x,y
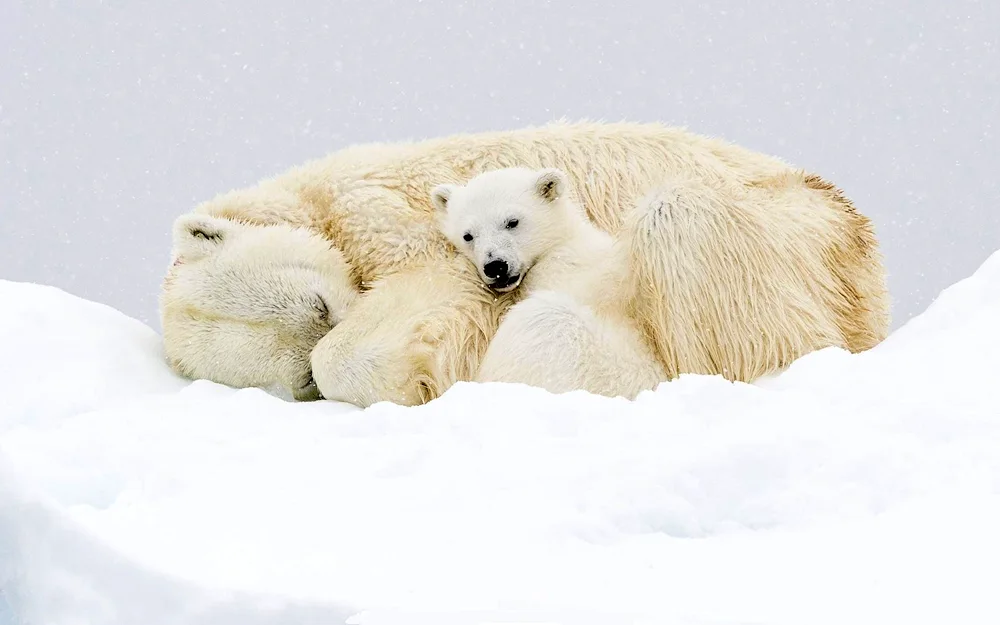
161,214 -> 359,400
432,168 -> 611,297
434,167 -> 667,399
159,121 -> 891,407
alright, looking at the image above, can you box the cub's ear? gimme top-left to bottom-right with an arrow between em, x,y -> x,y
430,183 -> 457,215
171,214 -> 233,261
534,168 -> 567,203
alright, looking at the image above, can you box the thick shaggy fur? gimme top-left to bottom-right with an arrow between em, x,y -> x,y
159,120 -> 891,406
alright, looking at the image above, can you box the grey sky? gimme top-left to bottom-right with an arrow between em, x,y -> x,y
2,0 -> 998,331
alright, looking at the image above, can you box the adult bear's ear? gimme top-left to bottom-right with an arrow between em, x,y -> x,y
171,213 -> 233,262
534,168 -> 567,203
430,184 -> 456,215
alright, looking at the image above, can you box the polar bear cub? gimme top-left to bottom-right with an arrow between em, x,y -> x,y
432,167 -> 613,297
431,167 -> 667,399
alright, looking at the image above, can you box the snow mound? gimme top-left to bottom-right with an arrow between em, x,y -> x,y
0,281 -> 189,429
2,251 -> 1000,625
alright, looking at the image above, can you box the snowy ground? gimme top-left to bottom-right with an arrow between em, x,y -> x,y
2,251 -> 1000,625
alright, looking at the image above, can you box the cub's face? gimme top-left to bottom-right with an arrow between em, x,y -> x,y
430,167 -> 569,293
160,213 -> 358,400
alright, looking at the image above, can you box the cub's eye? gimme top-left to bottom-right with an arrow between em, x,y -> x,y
462,232 -> 474,242
506,218 -> 519,229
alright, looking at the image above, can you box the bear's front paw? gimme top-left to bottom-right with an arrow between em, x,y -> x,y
292,375 -> 322,402
310,336 -> 424,408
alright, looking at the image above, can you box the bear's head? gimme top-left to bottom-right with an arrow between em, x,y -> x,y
430,167 -> 576,293
160,213 -> 359,401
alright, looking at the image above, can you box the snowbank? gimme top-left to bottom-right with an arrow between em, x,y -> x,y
1,251 -> 999,625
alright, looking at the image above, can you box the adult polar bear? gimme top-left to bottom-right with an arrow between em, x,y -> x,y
160,120 -> 890,407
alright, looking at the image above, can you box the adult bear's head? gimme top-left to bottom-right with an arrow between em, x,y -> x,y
160,212 -> 358,401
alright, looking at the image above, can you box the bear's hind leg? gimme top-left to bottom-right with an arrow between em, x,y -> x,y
476,290 -> 666,399
618,176 -> 849,383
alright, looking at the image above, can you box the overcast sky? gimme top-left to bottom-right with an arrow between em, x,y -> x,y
2,0 -> 998,331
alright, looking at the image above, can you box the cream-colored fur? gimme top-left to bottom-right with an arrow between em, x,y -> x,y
431,167 -> 667,398
161,214 -> 358,400
159,120 -> 891,406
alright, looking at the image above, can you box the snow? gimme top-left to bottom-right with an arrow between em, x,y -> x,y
2,251 -> 1000,625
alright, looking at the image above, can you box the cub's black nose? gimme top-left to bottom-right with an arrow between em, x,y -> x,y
483,259 -> 509,280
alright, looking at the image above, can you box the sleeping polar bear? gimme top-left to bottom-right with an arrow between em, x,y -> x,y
164,215 -> 359,400
160,121 -> 891,406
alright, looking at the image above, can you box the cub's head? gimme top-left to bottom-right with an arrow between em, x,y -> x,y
430,167 -> 573,293
160,213 -> 359,401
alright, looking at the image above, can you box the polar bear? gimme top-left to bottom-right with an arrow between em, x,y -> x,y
159,120 -> 891,407
431,167 -> 614,296
431,167 -> 667,398
162,214 -> 359,400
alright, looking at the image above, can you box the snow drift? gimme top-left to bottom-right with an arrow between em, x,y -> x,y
2,250 -> 1000,625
